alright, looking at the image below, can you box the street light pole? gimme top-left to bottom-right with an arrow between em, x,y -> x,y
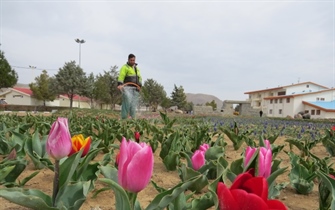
29,65 -> 36,82
74,38 -> 85,67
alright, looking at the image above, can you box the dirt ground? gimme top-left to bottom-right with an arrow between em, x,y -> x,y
1,136 -> 330,210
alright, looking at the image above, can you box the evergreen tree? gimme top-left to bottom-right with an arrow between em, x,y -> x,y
94,66 -> 121,109
29,70 -> 57,106
0,50 -> 18,88
82,72 -> 95,108
205,100 -> 217,110
170,84 -> 187,110
53,61 -> 86,108
141,78 -> 167,111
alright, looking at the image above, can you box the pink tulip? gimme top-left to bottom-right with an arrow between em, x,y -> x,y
46,117 -> 72,160
199,143 -> 210,152
191,150 -> 205,170
258,147 -> 272,178
264,140 -> 271,150
118,137 -> 154,193
244,147 -> 257,167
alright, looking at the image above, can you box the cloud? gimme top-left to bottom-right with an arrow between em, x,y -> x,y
1,1 -> 333,100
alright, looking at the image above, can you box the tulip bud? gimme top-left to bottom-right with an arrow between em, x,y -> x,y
118,137 -> 154,193
199,143 -> 210,152
258,147 -> 272,178
68,134 -> 91,157
244,146 -> 257,167
191,150 -> 205,170
46,117 -> 72,160
134,131 -> 140,143
115,152 -> 120,168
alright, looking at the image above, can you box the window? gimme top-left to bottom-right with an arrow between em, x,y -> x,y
279,109 -> 282,114
278,91 -> 286,96
13,95 -> 23,98
279,99 -> 282,103
311,110 -> 315,115
270,93 -> 274,96
321,98 -> 325,101
286,98 -> 290,103
270,99 -> 273,104
305,110 -> 309,113
306,85 -> 309,88
275,99 -> 278,103
316,110 -> 321,115
269,109 -> 273,114
316,97 -> 320,101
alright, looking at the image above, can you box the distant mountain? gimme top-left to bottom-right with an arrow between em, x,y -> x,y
186,93 -> 223,108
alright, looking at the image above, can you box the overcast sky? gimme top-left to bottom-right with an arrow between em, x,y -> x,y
0,0 -> 333,100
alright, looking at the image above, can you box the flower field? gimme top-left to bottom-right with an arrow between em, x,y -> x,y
0,110 -> 334,210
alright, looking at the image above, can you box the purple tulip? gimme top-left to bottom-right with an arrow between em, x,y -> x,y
191,150 -> 206,170
258,147 -> 272,178
118,137 -> 154,193
244,146 -> 257,167
46,117 -> 72,160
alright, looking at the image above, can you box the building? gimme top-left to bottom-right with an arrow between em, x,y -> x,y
244,81 -> 335,119
0,87 -> 91,109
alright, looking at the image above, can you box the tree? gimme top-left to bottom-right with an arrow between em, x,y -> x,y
205,100 -> 217,110
81,72 -> 95,108
94,66 -> 121,109
141,79 -> 167,111
53,61 -> 86,108
170,84 -> 187,110
0,50 -> 18,88
29,70 -> 57,106
185,101 -> 194,112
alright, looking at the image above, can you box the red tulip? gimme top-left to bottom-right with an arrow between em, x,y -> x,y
332,126 -> 335,131
134,131 -> 140,143
68,134 -> 91,157
115,152 -> 120,168
217,172 -> 287,210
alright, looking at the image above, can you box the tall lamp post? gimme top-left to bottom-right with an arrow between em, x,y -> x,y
29,65 -> 36,82
74,39 -> 85,108
74,38 -> 85,67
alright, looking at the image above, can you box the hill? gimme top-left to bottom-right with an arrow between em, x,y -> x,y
186,93 -> 223,108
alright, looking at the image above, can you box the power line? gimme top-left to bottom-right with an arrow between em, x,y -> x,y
12,65 -> 58,71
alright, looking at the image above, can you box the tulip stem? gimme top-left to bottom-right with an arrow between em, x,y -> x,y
52,160 -> 60,207
127,192 -> 138,210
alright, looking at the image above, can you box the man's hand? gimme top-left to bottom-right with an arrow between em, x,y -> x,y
117,85 -> 123,91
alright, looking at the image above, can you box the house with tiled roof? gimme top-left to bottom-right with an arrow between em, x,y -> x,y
0,87 -> 91,108
244,81 -> 335,119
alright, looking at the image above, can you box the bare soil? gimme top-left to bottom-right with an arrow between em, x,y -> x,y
1,136 -> 330,210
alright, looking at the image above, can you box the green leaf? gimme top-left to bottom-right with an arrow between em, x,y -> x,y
0,165 -> 15,181
55,181 -> 91,210
178,164 -> 208,192
0,188 -> 56,210
99,165 -> 118,183
191,192 -> 214,210
145,175 -> 204,210
98,178 -> 132,210
59,150 -> 83,189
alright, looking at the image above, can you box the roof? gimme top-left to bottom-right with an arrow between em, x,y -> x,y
302,100 -> 335,112
263,88 -> 335,100
13,87 -> 33,96
244,81 -> 329,94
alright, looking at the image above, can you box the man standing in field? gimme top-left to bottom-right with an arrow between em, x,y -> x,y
117,54 -> 142,119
